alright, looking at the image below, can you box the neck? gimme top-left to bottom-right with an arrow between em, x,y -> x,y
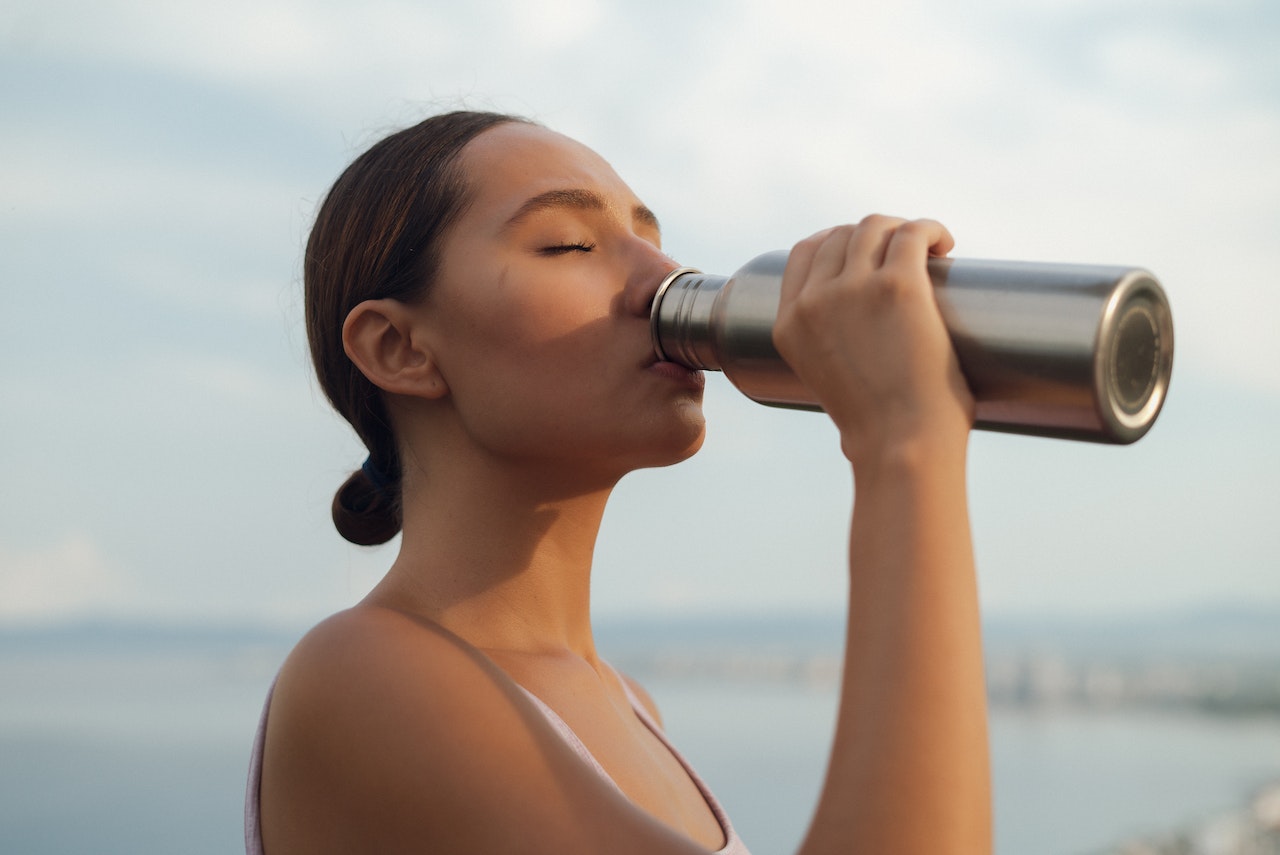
366,448 -> 618,661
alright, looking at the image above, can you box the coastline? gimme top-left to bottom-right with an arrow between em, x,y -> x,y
1108,781 -> 1280,855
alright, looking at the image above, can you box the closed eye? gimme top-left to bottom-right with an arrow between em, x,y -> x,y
539,241 -> 597,256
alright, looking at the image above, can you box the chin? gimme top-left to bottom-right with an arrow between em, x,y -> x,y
639,409 -> 707,471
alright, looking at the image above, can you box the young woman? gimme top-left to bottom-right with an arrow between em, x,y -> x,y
246,110 -> 990,854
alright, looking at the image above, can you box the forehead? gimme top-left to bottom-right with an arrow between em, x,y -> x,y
456,123 -> 640,225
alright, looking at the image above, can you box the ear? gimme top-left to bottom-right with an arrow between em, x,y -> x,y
342,299 -> 449,400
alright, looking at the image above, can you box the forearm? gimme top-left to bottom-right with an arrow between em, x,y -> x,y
801,442 -> 991,855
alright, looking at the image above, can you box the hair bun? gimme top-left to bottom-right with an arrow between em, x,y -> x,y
331,469 -> 401,546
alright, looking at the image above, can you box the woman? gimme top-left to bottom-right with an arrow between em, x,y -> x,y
246,110 -> 990,854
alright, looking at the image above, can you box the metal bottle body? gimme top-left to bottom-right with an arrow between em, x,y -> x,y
651,250 -> 1174,444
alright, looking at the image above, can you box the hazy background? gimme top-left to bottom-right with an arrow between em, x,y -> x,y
2,0 -> 1277,629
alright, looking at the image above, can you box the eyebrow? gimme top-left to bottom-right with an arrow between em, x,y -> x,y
502,188 -> 661,234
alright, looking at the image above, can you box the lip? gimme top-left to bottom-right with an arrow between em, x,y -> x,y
648,359 -> 706,388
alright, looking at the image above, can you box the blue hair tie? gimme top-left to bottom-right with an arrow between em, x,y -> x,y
361,455 -> 395,493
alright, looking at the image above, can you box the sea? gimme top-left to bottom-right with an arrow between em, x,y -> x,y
2,617 -> 1278,855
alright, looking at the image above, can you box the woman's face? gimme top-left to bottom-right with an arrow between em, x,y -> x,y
418,122 -> 706,478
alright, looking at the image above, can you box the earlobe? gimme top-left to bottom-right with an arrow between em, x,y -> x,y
342,299 -> 449,400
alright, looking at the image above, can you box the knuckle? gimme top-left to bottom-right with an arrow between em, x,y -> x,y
782,287 -> 842,337
867,267 -> 925,305
796,224 -> 851,251
858,213 -> 903,231
791,287 -> 829,320
771,311 -> 804,354
868,274 -> 910,303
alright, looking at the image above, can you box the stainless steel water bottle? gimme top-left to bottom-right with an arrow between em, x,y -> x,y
651,250 -> 1174,444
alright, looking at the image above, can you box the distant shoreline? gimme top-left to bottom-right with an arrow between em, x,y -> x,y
1107,780 -> 1280,855
6,610 -> 1280,716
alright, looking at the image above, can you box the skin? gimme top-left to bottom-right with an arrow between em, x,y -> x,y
259,122 -> 991,854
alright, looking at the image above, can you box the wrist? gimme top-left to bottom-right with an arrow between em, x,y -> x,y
841,420 -> 970,485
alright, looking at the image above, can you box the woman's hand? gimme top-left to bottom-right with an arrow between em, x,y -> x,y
772,216 -> 974,469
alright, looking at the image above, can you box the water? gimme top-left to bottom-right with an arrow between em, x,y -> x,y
646,678 -> 1280,855
1,633 -> 1277,855
0,640 -> 276,855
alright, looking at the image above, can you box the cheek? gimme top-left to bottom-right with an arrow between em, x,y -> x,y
435,295 -> 619,417
442,266 -> 611,351
424,262 -> 635,455
460,304 -> 614,377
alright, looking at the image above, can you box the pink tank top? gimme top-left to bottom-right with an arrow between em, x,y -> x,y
245,674 -> 752,855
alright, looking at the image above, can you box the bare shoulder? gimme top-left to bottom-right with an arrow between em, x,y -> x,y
259,607 -> 524,852
618,670 -> 666,728
267,606 -> 507,760
272,605 -> 496,710
260,607 -> 701,855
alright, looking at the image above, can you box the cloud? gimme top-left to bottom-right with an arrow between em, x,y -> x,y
1,0 -> 1276,625
0,534 -> 137,624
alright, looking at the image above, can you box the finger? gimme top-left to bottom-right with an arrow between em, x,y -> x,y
917,217 -> 956,257
882,219 -> 954,273
845,214 -> 906,275
781,223 -> 861,307
929,222 -> 956,257
807,224 -> 858,283
779,229 -> 831,307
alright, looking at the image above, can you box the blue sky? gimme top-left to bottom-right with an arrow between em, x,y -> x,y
2,0 -> 1277,626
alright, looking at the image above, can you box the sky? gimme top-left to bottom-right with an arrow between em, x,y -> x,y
1,0 -> 1277,628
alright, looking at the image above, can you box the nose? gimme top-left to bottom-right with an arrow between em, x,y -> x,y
621,238 -> 682,319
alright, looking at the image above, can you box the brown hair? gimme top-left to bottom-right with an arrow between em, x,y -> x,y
304,110 -> 527,545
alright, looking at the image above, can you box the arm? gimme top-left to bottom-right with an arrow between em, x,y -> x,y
774,217 -> 991,855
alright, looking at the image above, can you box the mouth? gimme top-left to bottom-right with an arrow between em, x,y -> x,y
648,359 -> 706,388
